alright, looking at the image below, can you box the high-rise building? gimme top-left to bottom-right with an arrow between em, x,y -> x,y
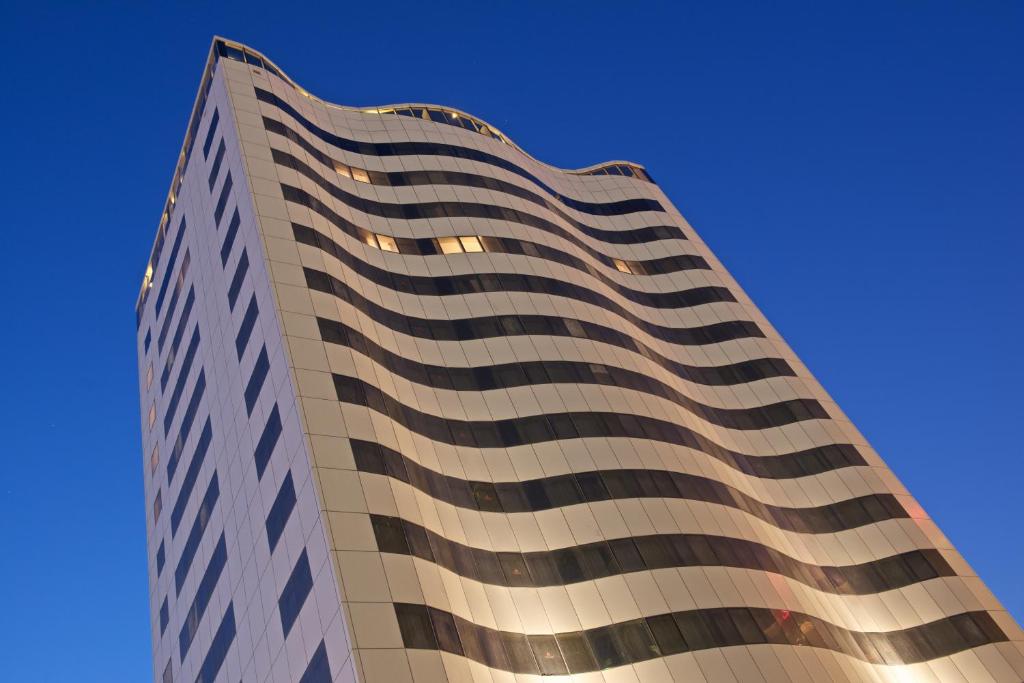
136,37 -> 1023,683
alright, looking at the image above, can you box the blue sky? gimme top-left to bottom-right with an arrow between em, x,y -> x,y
0,2 -> 1020,680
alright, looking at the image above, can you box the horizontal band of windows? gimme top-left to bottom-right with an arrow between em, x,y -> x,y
334,375 -> 862,479
257,88 -> 663,217
354,441 -> 898,534
370,513 -> 950,596
318,316 -> 822,430
294,225 -> 725,333
267,119 -> 662,237
307,268 -> 781,387
275,149 -> 680,251
319,309 -> 782,395
156,251 -> 191,353
393,602 -> 1005,672
282,183 -> 684,306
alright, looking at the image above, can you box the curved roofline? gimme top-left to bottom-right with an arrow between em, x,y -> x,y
136,37 -> 650,316
216,36 -> 648,176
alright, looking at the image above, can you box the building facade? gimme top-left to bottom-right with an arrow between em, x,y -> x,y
136,38 -> 1023,683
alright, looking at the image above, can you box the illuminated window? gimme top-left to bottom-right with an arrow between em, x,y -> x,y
333,161 -> 351,179
146,363 -> 154,389
437,236 -> 463,254
351,167 -> 370,183
148,404 -> 157,429
360,231 -> 379,248
613,259 -> 631,274
150,445 -> 160,475
153,490 -> 162,522
459,236 -> 484,253
376,234 -> 399,252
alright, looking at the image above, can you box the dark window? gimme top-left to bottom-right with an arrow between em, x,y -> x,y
370,515 -> 409,554
235,295 -> 259,359
220,209 -> 241,265
529,634 -> 568,675
144,329 -> 152,353
646,613 -> 687,655
160,288 -> 196,390
162,659 -> 172,683
265,472 -> 296,553
166,372 -> 206,482
279,549 -> 313,637
179,534 -> 228,659
154,218 -> 187,316
394,603 -> 437,649
159,596 -> 169,634
298,640 -> 331,683
170,418 -> 213,536
162,328 -> 201,435
227,250 -> 248,311
202,109 -> 220,159
174,474 -> 219,594
213,172 -> 233,226
208,139 -> 226,190
157,253 -> 191,352
556,632 -> 597,673
196,603 -> 235,683
253,403 -> 282,478
244,346 -> 270,415
156,541 -> 165,575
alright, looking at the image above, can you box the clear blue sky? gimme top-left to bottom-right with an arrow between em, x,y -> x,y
0,2 -> 1020,680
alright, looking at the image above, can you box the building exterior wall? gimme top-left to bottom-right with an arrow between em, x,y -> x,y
137,38 -> 1024,683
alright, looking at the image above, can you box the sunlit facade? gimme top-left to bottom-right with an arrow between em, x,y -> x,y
136,37 -> 1024,682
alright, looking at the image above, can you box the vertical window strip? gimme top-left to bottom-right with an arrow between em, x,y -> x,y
227,250 -> 248,311
213,172 -> 233,226
253,404 -> 282,479
195,603 -> 235,683
201,109 -> 220,159
166,371 -> 206,482
170,418 -> 214,536
220,209 -> 241,266
162,327 -> 201,436
244,346 -> 270,415
174,474 -> 219,595
278,549 -> 313,637
178,534 -> 228,660
154,217 -> 188,316
234,294 -> 259,360
207,139 -> 227,191
265,471 -> 296,552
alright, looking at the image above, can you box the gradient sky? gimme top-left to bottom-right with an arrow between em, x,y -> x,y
0,2 -> 1020,680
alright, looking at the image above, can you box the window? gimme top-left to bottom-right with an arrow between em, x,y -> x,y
395,603 -> 437,649
148,404 -> 156,429
175,475 -> 220,593
227,250 -> 248,311
333,161 -> 351,179
235,294 -> 259,360
376,234 -> 398,252
351,167 -> 370,183
253,404 -> 282,478
459,235 -> 483,252
244,346 -> 270,415
145,364 -> 154,389
153,490 -> 162,522
170,419 -> 213,536
159,596 -> 169,634
213,172 -> 233,226
144,329 -> 152,353
613,259 -> 631,274
220,209 -> 241,266
179,535 -> 228,659
202,109 -> 220,159
149,445 -> 160,475
437,236 -> 462,254
196,604 -> 235,683
278,548 -> 313,634
299,640 -> 331,683
156,541 -> 166,575
265,471 -> 296,552
162,658 -> 172,683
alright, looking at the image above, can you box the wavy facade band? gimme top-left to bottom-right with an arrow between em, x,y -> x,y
137,37 -> 1024,683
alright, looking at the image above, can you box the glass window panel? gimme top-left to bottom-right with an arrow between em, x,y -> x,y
556,632 -> 597,673
459,235 -> 484,252
351,167 -> 370,183
376,234 -> 399,252
529,634 -> 568,675
437,236 -> 463,254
